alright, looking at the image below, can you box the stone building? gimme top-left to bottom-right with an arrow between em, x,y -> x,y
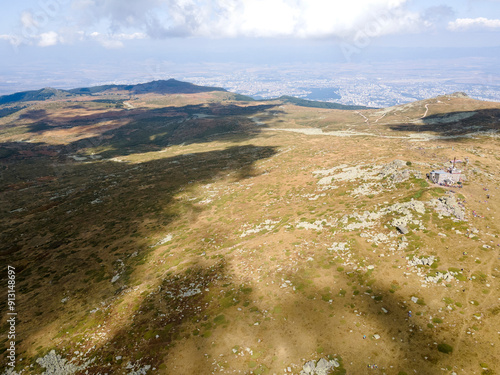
429,168 -> 462,185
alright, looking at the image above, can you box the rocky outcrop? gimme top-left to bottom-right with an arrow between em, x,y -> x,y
425,271 -> 455,284
34,350 -> 95,375
389,200 -> 426,229
328,242 -> 349,252
378,159 -> 410,183
300,358 -> 340,375
408,256 -> 435,267
430,193 -> 466,221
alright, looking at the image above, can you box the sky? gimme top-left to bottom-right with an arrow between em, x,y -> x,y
0,0 -> 500,91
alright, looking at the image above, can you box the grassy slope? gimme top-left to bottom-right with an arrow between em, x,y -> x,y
0,93 -> 499,374
275,95 -> 373,110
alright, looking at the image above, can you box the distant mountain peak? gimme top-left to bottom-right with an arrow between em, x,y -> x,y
448,92 -> 469,98
0,87 -> 73,105
68,79 -> 226,96
130,79 -> 226,94
0,79 -> 227,105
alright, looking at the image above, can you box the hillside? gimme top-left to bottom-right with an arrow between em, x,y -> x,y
67,79 -> 227,96
0,88 -> 499,375
0,79 -> 227,106
275,95 -> 373,110
0,88 -> 75,105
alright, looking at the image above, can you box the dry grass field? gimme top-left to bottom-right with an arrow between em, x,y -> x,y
0,89 -> 499,375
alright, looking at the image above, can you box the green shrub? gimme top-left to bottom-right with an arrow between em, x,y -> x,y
437,343 -> 453,354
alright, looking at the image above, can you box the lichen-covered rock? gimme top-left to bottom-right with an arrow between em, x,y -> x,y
378,159 -> 408,182
430,193 -> 466,221
299,358 -> 340,375
35,350 -> 95,375
408,256 -> 435,267
328,242 -> 349,252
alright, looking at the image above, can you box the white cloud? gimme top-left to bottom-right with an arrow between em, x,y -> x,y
0,34 -> 26,47
9,0 -> 440,49
74,0 -> 426,40
448,17 -> 500,30
204,0 -> 424,39
88,31 -> 146,48
38,31 -> 59,47
115,32 -> 147,40
20,11 -> 38,30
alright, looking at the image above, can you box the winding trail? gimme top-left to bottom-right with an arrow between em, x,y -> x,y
421,104 -> 430,119
374,113 -> 387,123
265,127 -> 499,141
123,101 -> 135,110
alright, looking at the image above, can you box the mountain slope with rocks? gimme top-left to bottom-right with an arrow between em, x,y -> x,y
0,85 -> 499,375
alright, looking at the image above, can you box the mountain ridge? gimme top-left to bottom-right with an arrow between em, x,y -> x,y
274,95 -> 375,110
0,79 -> 228,105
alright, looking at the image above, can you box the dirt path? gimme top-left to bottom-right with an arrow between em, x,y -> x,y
355,111 -> 370,125
374,112 -> 387,123
421,104 -> 430,118
123,101 -> 135,110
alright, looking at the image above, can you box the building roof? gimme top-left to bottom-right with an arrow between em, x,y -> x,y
431,169 -> 462,175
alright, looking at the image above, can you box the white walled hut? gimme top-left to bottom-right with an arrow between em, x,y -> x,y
429,168 -> 462,185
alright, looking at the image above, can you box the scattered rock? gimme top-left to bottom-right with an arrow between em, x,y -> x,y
297,219 -> 336,231
425,272 -> 455,284
378,159 -> 410,183
241,220 -> 279,237
408,256 -> 435,267
125,362 -> 152,375
398,237 -> 408,251
328,242 -> 349,252
35,350 -> 95,375
111,274 -> 120,283
300,358 -> 340,375
430,193 -> 466,221
154,234 -> 173,247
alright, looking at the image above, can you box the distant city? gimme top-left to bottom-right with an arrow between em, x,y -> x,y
177,61 -> 500,107
1,59 -> 499,108
189,75 -> 500,108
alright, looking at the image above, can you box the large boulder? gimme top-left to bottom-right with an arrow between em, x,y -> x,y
299,358 -> 340,375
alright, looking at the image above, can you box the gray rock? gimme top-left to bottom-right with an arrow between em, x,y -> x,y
315,358 -> 332,375
430,193 -> 466,221
378,160 -> 409,181
390,169 -> 410,183
301,360 -> 316,374
396,225 -> 409,234
299,358 -> 339,375
35,350 -> 94,375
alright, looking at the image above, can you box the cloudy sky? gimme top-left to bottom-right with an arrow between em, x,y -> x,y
0,0 -> 500,91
